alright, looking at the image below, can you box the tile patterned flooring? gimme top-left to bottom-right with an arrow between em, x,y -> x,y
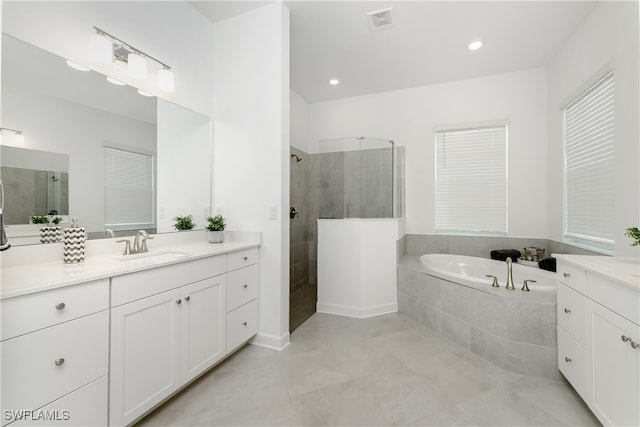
136,313 -> 601,426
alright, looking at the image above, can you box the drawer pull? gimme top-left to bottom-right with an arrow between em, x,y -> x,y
242,321 -> 248,326
243,256 -> 248,261
54,358 -> 65,367
243,284 -> 248,289
55,302 -> 66,311
622,335 -> 632,343
631,341 -> 639,350
564,308 -> 571,314
176,299 -> 182,305
564,357 -> 572,363
563,272 -> 571,278
185,296 -> 191,302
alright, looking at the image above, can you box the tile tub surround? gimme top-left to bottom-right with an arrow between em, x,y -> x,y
398,255 -> 559,380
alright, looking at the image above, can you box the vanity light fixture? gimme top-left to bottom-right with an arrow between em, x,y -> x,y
66,60 -> 90,72
468,40 -> 483,51
0,128 -> 25,145
89,26 -> 175,92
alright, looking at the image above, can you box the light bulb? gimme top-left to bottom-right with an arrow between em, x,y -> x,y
128,52 -> 147,79
157,68 -> 175,92
89,32 -> 112,63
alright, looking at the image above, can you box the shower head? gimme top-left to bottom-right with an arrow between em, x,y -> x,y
290,154 -> 302,163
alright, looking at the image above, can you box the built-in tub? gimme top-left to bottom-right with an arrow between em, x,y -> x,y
397,254 -> 559,380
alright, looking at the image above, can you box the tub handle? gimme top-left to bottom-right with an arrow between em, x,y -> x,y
522,280 -> 536,292
485,275 -> 499,288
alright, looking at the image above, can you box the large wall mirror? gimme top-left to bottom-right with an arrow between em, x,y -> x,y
1,34 -> 212,246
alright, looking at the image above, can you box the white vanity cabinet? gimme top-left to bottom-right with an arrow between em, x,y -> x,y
1,279 -> 109,427
556,259 -> 640,427
109,256 -> 227,426
225,249 -> 258,352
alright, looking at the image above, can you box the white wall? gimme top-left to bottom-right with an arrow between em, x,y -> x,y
2,1 -> 213,117
211,3 -> 291,349
290,89 -> 311,153
2,87 -> 155,233
547,1 -> 639,258
308,68 -> 549,239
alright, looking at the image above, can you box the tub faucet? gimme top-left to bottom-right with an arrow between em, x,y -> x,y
506,257 -> 515,290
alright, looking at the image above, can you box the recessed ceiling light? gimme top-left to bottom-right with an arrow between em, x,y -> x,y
329,79 -> 340,86
66,59 -> 90,71
468,40 -> 483,51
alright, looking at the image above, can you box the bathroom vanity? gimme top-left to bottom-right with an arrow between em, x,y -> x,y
0,232 -> 260,426
555,254 -> 639,427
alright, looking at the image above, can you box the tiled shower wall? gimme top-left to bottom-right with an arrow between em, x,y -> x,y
290,147 -> 317,291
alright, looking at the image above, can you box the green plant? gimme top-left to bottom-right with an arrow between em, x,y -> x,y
173,215 -> 196,231
51,216 -> 62,225
206,215 -> 226,232
625,227 -> 640,246
30,215 -> 49,224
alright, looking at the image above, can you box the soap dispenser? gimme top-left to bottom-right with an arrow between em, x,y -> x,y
63,218 -> 86,263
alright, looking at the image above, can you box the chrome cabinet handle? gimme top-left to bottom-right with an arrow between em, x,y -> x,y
243,256 -> 248,261
242,321 -> 248,326
54,358 -> 65,366
176,299 -> 182,304
631,341 -> 639,350
564,357 -> 572,363
55,302 -> 66,311
622,335 -> 632,343
243,284 -> 248,289
185,296 -> 191,302
564,308 -> 571,314
563,272 -> 571,278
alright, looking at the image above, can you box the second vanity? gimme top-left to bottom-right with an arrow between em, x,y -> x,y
0,231 -> 260,427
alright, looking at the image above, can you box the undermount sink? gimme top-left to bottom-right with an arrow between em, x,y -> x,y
114,250 -> 189,265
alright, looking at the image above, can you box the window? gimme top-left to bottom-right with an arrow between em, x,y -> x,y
563,71 -> 615,251
104,146 -> 154,230
435,124 -> 508,234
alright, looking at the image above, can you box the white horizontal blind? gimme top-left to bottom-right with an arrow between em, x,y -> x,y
104,146 -> 154,229
564,72 -> 615,247
435,125 -> 507,234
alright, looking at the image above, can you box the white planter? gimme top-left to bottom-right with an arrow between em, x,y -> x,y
207,230 -> 224,243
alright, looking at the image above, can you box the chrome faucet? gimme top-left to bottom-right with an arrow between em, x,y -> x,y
506,257 -> 515,290
133,230 -> 153,253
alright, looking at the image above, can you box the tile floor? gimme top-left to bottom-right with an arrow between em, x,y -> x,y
136,313 -> 601,426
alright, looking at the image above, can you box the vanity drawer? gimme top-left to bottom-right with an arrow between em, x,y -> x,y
587,272 -> 640,326
557,327 -> 590,403
556,262 -> 587,294
1,311 -> 108,419
557,283 -> 588,346
111,255 -> 226,307
10,376 -> 108,426
227,248 -> 258,272
226,299 -> 257,352
1,279 -> 109,341
227,265 -> 258,312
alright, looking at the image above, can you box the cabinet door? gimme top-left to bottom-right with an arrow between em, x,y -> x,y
181,276 -> 226,383
590,301 -> 640,427
109,289 -> 181,427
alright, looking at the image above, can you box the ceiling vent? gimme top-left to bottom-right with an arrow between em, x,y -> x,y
367,7 -> 393,30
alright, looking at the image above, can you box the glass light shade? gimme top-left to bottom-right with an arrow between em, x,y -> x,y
12,132 -> 25,145
66,60 -> 90,72
157,68 -> 175,92
128,53 -> 147,79
89,33 -> 112,63
106,76 -> 126,86
137,89 -> 155,97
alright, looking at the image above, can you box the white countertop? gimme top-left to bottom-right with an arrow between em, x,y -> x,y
0,231 -> 260,300
553,254 -> 640,289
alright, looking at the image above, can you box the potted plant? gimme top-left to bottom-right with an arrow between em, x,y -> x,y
625,227 -> 640,246
173,215 -> 196,231
206,215 -> 226,243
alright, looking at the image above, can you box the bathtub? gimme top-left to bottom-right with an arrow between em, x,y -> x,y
419,253 -> 556,291
397,253 -> 559,380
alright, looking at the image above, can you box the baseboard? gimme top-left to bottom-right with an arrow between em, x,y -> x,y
250,331 -> 290,351
316,302 -> 398,319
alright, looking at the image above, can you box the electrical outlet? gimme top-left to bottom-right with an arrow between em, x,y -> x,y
159,206 -> 166,219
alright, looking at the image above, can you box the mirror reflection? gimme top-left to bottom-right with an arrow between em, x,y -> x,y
1,34 -> 212,246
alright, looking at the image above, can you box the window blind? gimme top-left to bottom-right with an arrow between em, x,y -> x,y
435,125 -> 508,234
104,146 -> 154,229
564,72 -> 615,248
